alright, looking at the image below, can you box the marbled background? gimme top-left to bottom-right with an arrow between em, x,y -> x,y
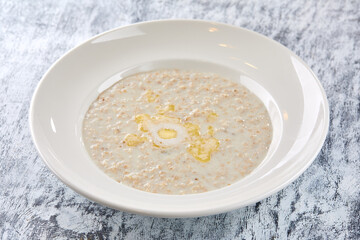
1,0 -> 359,239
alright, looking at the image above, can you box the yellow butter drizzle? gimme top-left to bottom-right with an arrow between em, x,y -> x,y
145,90 -> 159,103
131,102 -> 220,162
184,122 -> 219,162
156,104 -> 175,115
158,128 -> 177,139
123,134 -> 147,146
135,114 -> 151,132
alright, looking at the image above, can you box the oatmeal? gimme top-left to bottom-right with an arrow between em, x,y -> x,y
83,70 -> 272,194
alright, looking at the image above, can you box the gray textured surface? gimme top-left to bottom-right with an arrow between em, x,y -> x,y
1,0 -> 359,239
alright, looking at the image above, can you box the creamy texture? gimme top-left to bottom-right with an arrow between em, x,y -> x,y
83,70 -> 272,194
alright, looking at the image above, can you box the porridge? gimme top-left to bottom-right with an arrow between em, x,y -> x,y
83,70 -> 272,194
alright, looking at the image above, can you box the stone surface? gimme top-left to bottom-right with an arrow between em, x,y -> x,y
1,0 -> 359,239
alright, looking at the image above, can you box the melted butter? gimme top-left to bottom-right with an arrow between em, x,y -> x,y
135,114 -> 151,132
132,102 -> 220,162
187,137 -> 220,162
124,133 -> 147,146
184,122 -> 200,138
184,122 -> 219,162
156,104 -> 175,115
158,128 -> 177,139
145,90 -> 159,103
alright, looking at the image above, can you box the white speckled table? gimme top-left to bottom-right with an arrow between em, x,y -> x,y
1,0 -> 359,239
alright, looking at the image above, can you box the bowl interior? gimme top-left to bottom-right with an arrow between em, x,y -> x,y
30,20 -> 329,217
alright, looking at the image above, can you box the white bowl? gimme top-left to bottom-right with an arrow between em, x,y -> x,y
29,20 -> 329,218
